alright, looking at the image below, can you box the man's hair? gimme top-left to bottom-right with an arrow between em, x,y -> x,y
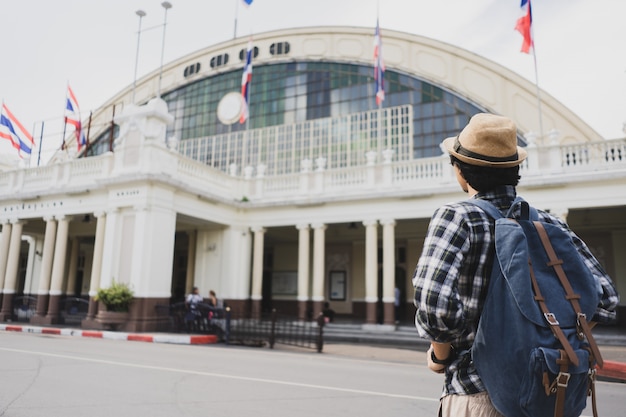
450,155 -> 521,191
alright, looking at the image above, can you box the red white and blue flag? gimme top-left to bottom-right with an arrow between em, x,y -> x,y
65,85 -> 87,151
240,40 -> 253,124
515,0 -> 533,54
0,103 -> 34,157
373,19 -> 385,106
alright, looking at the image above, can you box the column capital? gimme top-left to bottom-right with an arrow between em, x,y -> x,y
55,215 -> 72,222
380,218 -> 396,227
251,226 -> 266,234
93,210 -> 107,218
10,218 -> 26,226
296,223 -> 310,231
311,222 -> 327,230
43,215 -> 56,222
362,219 -> 378,227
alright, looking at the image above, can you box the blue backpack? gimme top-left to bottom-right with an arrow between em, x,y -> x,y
469,197 -> 603,417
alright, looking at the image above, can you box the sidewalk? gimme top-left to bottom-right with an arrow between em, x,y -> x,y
2,321 -> 625,382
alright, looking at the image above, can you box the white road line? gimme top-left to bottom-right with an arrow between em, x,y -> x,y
0,347 -> 437,402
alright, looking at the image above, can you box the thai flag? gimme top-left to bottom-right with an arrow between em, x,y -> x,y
65,85 -> 86,151
240,40 -> 253,124
373,19 -> 385,106
0,104 -> 34,157
515,0 -> 533,54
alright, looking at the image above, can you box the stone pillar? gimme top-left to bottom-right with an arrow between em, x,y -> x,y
296,224 -> 310,320
0,221 -> 13,310
45,216 -> 71,324
0,220 -> 25,321
381,219 -> 396,325
185,230 -> 197,296
363,220 -> 378,324
311,223 -> 327,319
32,216 -> 57,322
250,227 -> 266,318
65,237 -> 80,296
84,211 -> 106,324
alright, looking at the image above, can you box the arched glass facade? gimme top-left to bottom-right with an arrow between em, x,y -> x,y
162,61 -> 487,159
88,60 -> 528,162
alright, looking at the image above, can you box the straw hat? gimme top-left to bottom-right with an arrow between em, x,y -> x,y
442,113 -> 527,168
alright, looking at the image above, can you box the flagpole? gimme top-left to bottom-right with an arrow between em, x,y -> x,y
36,121 -> 44,167
233,0 -> 239,39
61,117 -> 68,153
85,111 -> 93,154
531,38 -> 544,141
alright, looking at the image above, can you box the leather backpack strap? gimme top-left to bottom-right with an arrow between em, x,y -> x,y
552,350 -> 570,417
533,221 -> 604,368
529,259 -> 579,366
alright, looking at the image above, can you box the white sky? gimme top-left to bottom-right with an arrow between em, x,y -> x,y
1,0 -> 625,165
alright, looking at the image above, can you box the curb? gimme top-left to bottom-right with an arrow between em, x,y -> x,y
597,361 -> 626,382
0,324 -> 219,345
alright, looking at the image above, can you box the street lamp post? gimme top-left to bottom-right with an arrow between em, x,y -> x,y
158,2 -> 173,98
132,9 -> 147,104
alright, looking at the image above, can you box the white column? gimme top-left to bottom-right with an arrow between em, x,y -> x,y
311,223 -> 327,303
65,237 -> 80,295
185,230 -> 197,296
363,219 -> 378,324
3,220 -> 25,294
99,208 -> 118,290
296,224 -> 310,302
0,221 -> 13,292
363,220 -> 378,304
381,219 -> 396,303
381,218 -> 396,325
0,220 -> 24,320
49,216 -> 70,296
89,211 -> 107,297
37,216 -> 57,296
251,227 -> 266,301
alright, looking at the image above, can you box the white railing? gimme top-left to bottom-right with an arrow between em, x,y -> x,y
560,138 -> 625,169
178,105 -> 414,177
1,137 -> 625,208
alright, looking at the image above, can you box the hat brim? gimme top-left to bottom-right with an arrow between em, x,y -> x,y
442,136 -> 527,168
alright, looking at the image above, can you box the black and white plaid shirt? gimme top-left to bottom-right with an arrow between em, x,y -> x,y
413,185 -> 618,396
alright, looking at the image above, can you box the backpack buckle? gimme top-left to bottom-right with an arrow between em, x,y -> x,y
544,312 -> 560,326
576,313 -> 587,340
557,372 -> 571,388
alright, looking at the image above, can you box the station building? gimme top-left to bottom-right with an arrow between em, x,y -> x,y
0,26 -> 624,331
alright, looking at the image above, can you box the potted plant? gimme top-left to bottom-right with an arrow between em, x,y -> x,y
95,281 -> 134,329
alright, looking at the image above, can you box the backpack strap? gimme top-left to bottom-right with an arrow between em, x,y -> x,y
468,196 -> 539,221
553,350 -> 571,417
533,221 -> 604,368
528,256 -> 580,366
468,198 -> 504,219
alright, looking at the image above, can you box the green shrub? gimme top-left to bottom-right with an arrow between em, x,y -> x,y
95,281 -> 134,312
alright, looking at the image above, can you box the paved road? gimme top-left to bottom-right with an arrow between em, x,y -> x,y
0,332 -> 623,417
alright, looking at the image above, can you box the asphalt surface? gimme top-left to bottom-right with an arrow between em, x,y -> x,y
2,321 -> 625,374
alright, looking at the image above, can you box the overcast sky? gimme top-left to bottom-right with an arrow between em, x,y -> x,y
1,0 -> 625,164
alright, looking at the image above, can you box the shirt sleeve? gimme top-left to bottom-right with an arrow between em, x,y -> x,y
413,205 -> 469,343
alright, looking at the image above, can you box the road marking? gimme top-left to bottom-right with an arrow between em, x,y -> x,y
0,346 -> 436,402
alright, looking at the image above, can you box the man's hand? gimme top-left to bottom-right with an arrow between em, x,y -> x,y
426,346 -> 446,373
